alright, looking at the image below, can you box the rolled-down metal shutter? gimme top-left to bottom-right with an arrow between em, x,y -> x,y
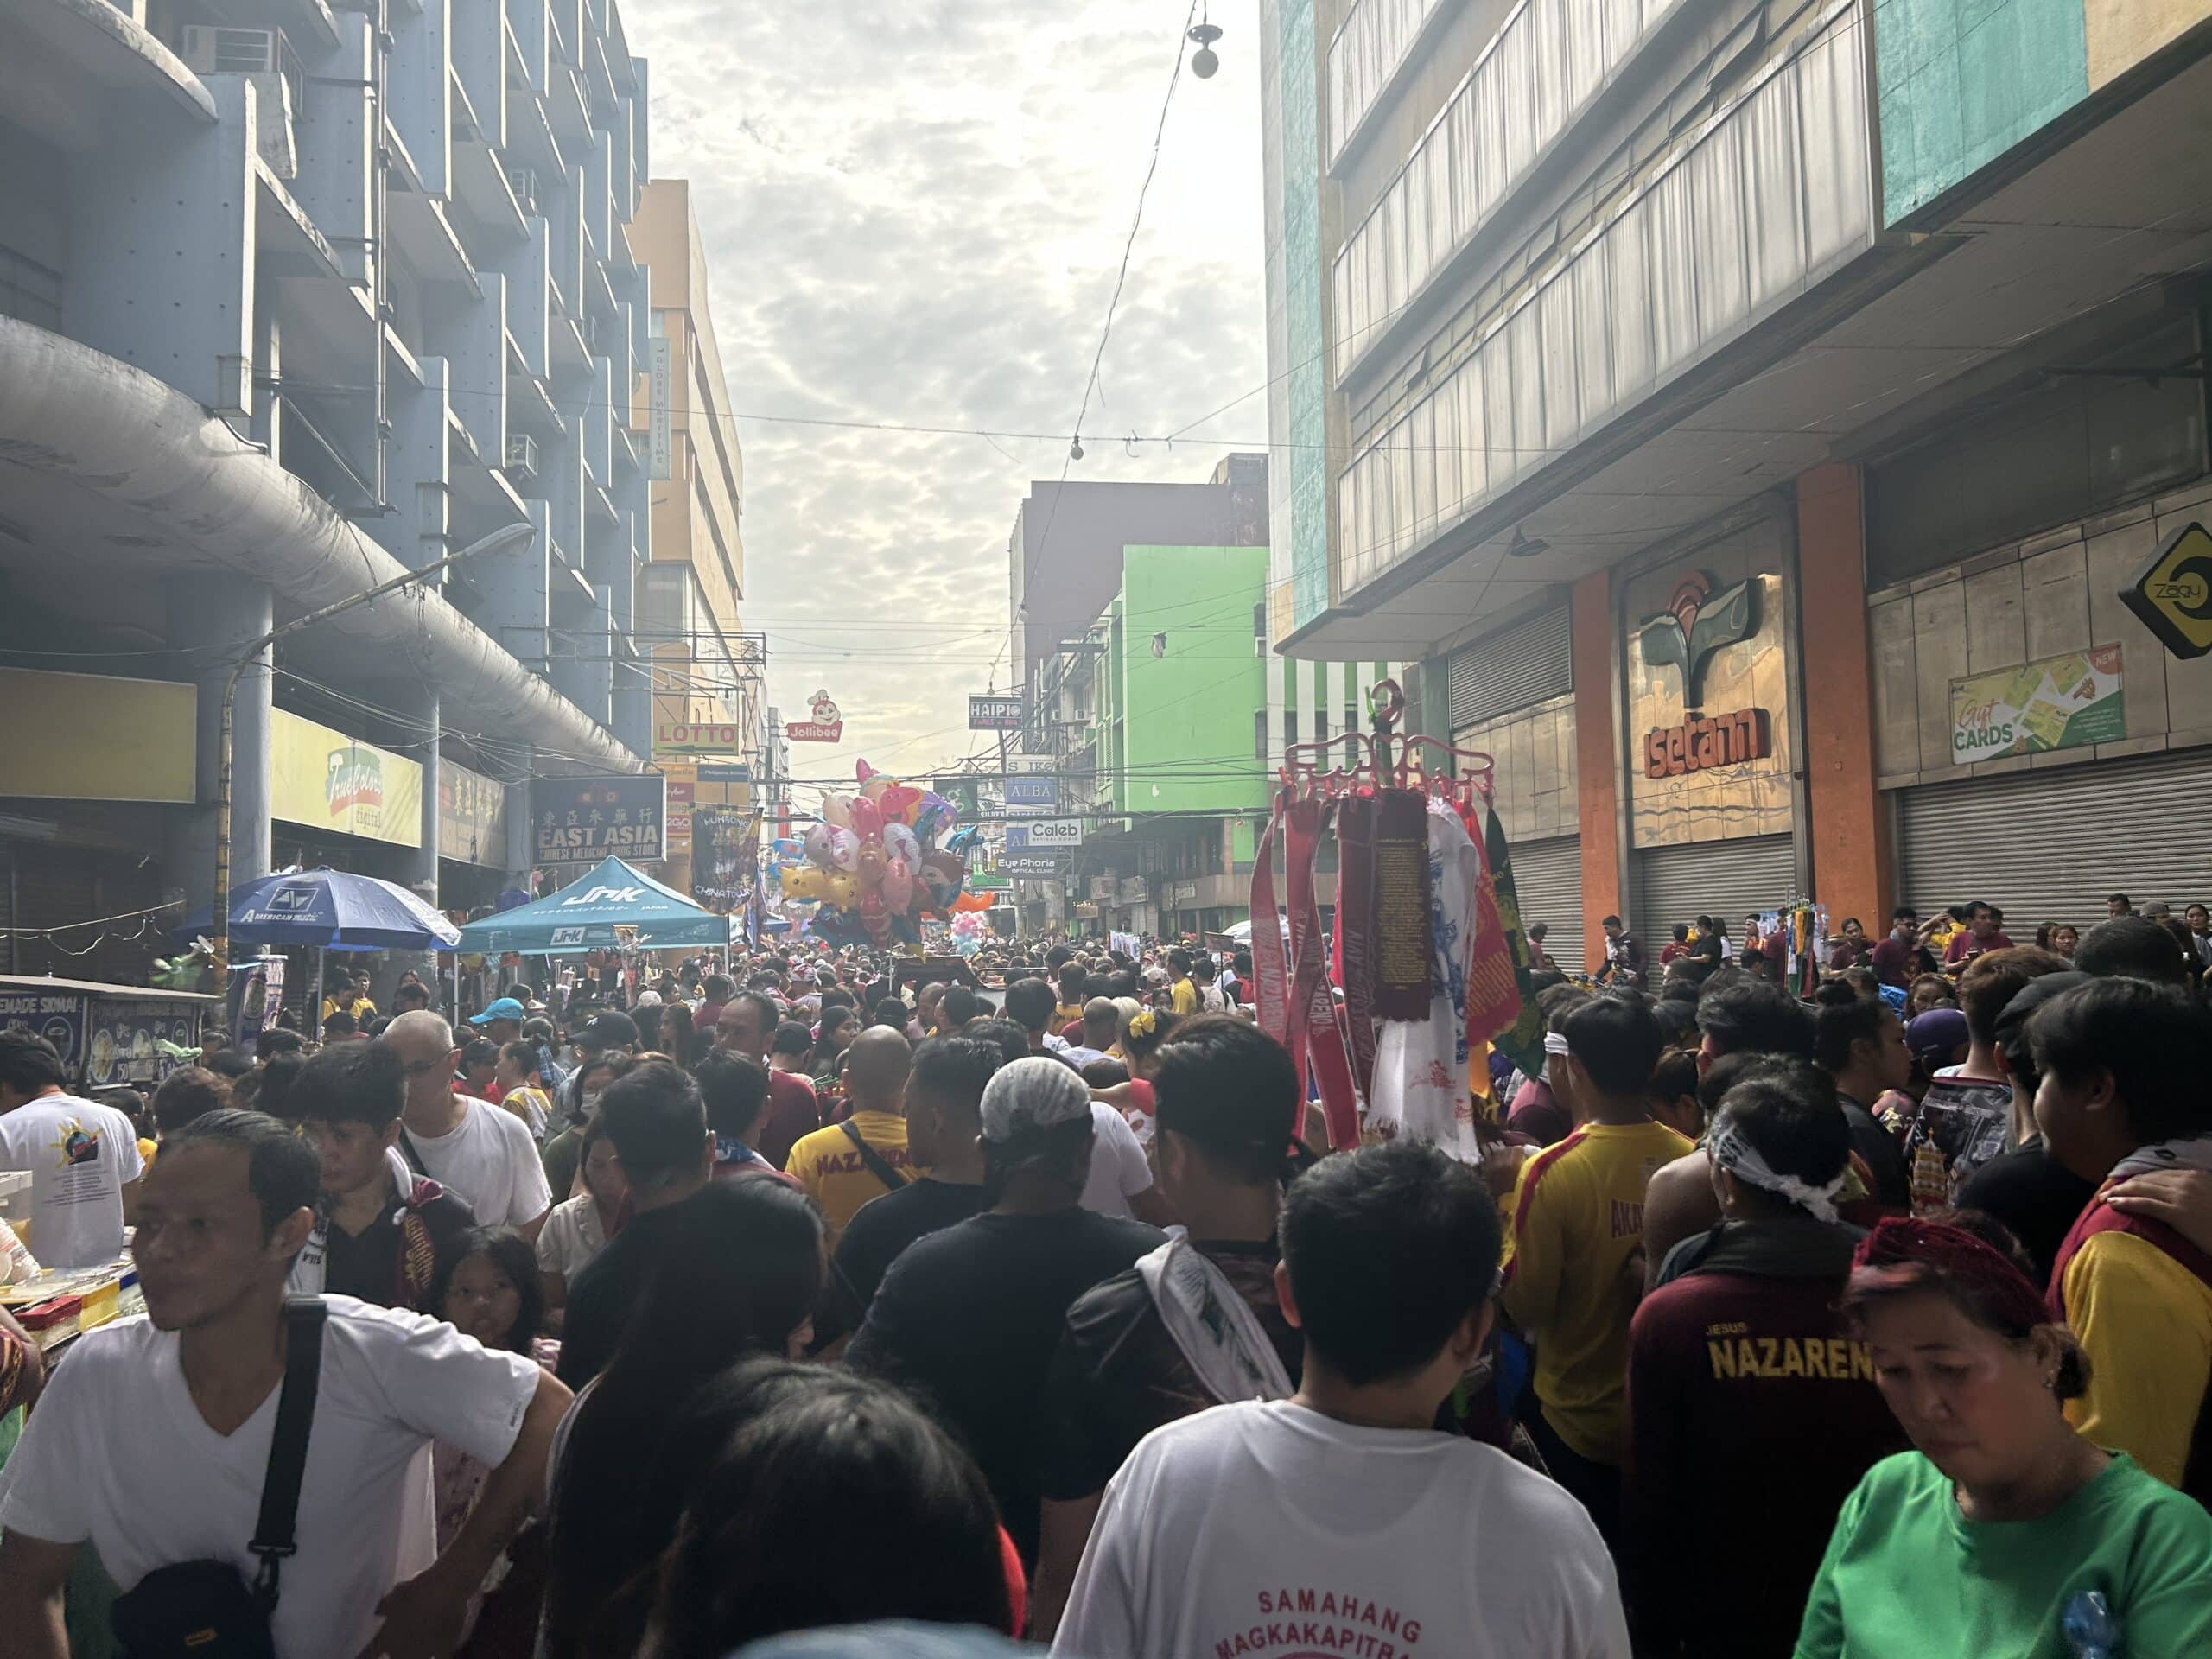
1897,746 -> 2212,933
1502,834 -> 1583,961
1447,606 -> 1572,728
1635,834 -> 1798,947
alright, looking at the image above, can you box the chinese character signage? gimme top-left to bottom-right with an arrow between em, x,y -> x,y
529,775 -> 668,865
968,694 -> 1024,731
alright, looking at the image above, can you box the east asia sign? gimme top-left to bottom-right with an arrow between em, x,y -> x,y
530,775 -> 667,864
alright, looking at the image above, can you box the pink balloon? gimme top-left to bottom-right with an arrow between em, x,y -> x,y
882,856 -> 915,913
803,823 -> 836,868
848,797 -> 883,839
828,828 -> 861,872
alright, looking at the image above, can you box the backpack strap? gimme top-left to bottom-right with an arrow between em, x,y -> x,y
249,1300 -> 328,1610
839,1118 -> 910,1193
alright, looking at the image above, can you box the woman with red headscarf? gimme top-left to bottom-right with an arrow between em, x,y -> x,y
1796,1215 -> 2212,1656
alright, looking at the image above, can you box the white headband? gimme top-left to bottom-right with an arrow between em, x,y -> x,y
1542,1032 -> 1572,1057
1707,1116 -> 1844,1224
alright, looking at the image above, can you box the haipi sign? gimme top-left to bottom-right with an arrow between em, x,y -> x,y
785,689 -> 844,744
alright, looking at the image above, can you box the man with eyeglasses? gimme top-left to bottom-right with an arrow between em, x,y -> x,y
378,1012 -> 551,1243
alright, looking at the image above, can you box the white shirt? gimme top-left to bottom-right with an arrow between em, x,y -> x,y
1078,1100 -> 1154,1220
1054,1401 -> 1630,1659
534,1192 -> 609,1287
0,1091 -> 143,1268
399,1095 -> 551,1230
0,1297 -> 542,1659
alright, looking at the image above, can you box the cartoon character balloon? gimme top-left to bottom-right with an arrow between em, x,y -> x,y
882,856 -> 915,914
883,823 -> 921,870
827,828 -> 861,873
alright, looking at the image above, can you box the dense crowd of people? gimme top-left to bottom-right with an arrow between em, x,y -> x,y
1,912 -> 2209,1656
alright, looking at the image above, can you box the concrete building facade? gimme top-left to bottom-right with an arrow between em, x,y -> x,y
1262,0 -> 2212,968
627,177 -> 763,899
0,0 -> 665,976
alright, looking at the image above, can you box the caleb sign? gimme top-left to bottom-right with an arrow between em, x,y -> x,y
785,689 -> 845,744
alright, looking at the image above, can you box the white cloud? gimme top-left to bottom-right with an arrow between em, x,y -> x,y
622,0 -> 1267,801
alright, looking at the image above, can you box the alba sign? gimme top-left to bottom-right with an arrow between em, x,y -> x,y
785,689 -> 845,744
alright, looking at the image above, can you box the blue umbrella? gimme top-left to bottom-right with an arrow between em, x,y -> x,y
177,868 -> 461,950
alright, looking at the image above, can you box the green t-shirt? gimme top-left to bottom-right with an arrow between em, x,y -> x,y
1797,1450 -> 2212,1658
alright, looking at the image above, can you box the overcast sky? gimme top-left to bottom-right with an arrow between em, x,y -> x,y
623,0 -> 1267,804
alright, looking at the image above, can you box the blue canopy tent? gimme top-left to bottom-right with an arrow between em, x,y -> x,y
456,856 -> 733,954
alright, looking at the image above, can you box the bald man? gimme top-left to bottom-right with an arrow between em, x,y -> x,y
378,1010 -> 551,1241
783,1026 -> 921,1233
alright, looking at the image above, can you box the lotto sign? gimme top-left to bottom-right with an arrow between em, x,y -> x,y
655,721 -> 750,757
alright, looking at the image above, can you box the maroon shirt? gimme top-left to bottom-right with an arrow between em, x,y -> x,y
756,1068 -> 822,1172
1624,1255 -> 1904,1657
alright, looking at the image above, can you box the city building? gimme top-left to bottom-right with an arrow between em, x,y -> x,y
628,177 -> 763,900
0,0 -> 663,976
1001,456 -> 1397,937
1261,0 -> 2212,969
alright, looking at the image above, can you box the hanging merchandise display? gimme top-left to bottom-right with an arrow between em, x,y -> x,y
1254,679 -> 1528,1160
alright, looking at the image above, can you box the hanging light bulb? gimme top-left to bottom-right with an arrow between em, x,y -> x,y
1187,22 -> 1223,78
1069,435 -> 1085,461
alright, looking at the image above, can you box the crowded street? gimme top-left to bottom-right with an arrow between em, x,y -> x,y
5,1 -> 2212,1656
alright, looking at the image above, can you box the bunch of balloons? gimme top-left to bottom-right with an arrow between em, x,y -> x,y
773,761 -> 969,949
948,910 -> 988,957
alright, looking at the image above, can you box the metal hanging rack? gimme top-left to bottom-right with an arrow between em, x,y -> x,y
1275,677 -> 1497,807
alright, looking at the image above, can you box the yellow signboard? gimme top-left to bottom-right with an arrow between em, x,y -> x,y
653,720 -> 749,756
2123,521 -> 2212,661
270,709 -> 423,847
0,668 -> 196,803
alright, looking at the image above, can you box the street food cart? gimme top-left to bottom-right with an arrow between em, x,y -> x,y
0,975 -> 223,1094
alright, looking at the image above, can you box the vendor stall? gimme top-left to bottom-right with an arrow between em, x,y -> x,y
0,975 -> 222,1095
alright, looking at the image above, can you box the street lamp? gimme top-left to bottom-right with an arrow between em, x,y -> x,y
210,521 -> 537,982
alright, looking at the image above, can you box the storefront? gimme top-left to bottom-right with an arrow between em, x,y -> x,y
1444,606 -> 1585,953
1871,475 -> 2212,934
1618,507 -> 1807,946
0,667 -> 198,982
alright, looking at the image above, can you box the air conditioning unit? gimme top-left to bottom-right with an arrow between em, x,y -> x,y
181,25 -> 281,76
508,166 -> 538,216
505,433 -> 540,485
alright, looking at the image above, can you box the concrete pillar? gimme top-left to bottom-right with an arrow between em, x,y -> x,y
380,681 -> 442,903
1571,569 -> 1623,975
167,576 -> 274,916
1797,462 -> 1893,927
505,776 -> 535,886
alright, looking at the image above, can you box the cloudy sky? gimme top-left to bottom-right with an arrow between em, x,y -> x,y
622,0 -> 1267,804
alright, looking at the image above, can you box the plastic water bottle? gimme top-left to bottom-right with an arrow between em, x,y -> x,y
2061,1589 -> 2121,1657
